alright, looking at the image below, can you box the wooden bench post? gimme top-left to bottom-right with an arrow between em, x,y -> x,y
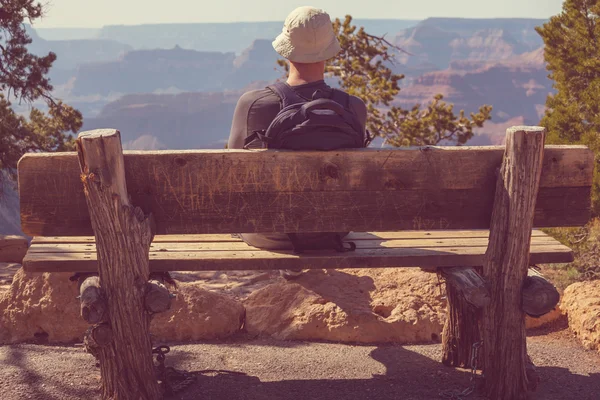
76,129 -> 161,400
441,266 -> 488,367
482,126 -> 546,399
441,265 -> 559,369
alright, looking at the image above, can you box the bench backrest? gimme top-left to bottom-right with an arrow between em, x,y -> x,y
18,147 -> 593,236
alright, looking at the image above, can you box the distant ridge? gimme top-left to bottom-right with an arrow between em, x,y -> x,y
392,18 -> 546,70
93,19 -> 419,53
34,17 -> 547,56
35,27 -> 101,41
28,17 -> 552,154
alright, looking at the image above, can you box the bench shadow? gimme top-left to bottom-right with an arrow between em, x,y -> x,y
533,366 -> 600,400
260,231 -> 482,273
526,314 -> 569,337
2,345 -> 99,400
164,341 -> 600,400
166,344 -> 476,400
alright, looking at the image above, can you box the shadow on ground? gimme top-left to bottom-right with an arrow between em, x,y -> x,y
165,343 -> 600,400
2,345 -> 99,400
168,345 -> 473,400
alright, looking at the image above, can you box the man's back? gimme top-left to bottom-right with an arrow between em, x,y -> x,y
227,80 -> 368,250
226,6 -> 368,260
228,80 -> 367,150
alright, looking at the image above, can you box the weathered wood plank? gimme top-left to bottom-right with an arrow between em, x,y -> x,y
18,188 -> 591,236
22,243 -> 573,273
145,280 -> 172,314
79,276 -> 107,325
0,235 -> 29,263
522,268 -> 560,317
27,236 -> 561,253
440,267 -> 490,308
29,230 -> 549,244
441,266 -> 483,368
76,129 -> 160,399
482,126 -> 545,399
84,324 -> 113,350
18,147 -> 593,236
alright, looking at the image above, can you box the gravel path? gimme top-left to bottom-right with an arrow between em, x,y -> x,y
1,324 -> 599,400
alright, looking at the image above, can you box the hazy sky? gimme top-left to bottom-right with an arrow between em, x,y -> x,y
34,0 -> 565,28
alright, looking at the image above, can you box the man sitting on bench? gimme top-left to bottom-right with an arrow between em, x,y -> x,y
227,6 -> 368,279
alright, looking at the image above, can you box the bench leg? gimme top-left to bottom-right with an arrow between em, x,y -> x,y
440,266 -> 488,368
440,264 -> 548,386
442,283 -> 540,391
77,129 -> 162,400
482,126 -> 546,400
441,268 -> 483,368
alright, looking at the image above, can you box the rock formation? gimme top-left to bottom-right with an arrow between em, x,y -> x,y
0,266 -> 562,345
0,269 -> 245,344
562,280 -> 600,354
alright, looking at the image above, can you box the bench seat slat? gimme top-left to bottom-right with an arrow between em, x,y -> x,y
29,230 -> 549,244
21,246 -> 574,272
22,231 -> 573,273
27,237 -> 561,253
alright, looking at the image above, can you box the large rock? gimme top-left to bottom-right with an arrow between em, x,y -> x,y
0,268 -> 244,344
562,280 -> 600,353
243,268 -> 446,343
0,269 -> 87,344
150,282 -> 245,341
243,268 -> 561,343
0,266 -> 563,345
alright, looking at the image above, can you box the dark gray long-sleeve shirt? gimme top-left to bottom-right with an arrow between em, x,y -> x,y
227,80 -> 367,249
228,80 -> 367,149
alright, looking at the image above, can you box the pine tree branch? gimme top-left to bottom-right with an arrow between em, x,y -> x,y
363,32 -> 414,56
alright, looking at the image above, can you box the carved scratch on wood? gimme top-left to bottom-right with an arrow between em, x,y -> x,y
17,147 -> 593,236
413,217 -> 451,230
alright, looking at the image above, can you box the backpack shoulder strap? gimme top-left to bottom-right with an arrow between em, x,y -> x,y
329,88 -> 367,143
267,82 -> 306,108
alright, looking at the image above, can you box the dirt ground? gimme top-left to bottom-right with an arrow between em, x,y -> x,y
1,320 -> 599,400
2,264 -> 599,399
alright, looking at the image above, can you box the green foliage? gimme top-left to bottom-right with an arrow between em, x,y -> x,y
0,1 -> 55,102
543,218 -> 600,287
0,0 -> 82,180
278,16 -> 492,146
536,0 -> 600,214
0,95 -> 80,178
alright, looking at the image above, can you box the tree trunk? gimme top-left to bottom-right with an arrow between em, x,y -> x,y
76,129 -> 161,400
482,126 -> 546,400
441,267 -> 483,368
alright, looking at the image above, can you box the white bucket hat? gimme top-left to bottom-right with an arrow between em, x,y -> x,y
272,6 -> 342,63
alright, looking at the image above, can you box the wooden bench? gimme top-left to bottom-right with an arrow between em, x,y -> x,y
17,127 -> 593,400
